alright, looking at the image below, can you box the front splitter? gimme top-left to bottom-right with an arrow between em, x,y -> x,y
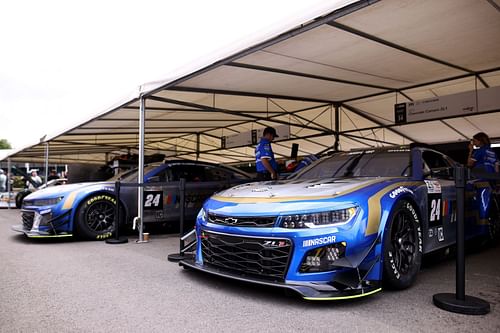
179,258 -> 381,301
11,225 -> 73,238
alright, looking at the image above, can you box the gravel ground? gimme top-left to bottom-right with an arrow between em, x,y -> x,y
1,208 -> 499,333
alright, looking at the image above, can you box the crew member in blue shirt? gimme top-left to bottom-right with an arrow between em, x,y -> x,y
467,132 -> 499,173
255,127 -> 279,180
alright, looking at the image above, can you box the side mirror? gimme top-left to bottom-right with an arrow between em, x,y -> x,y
431,167 -> 454,179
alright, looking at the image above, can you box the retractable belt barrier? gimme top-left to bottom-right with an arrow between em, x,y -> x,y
106,179 -> 184,244
168,179 -> 225,262
105,178 -> 229,253
433,166 -> 500,315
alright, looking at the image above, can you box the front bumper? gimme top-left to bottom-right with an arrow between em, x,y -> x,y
11,224 -> 73,238
179,258 -> 381,300
12,208 -> 73,238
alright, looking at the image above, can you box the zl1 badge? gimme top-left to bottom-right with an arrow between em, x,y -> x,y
144,191 -> 163,210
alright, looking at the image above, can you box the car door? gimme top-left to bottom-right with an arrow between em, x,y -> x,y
143,165 -> 169,223
421,150 -> 458,251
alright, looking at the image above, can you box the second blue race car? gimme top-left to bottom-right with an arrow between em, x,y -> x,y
12,160 -> 252,240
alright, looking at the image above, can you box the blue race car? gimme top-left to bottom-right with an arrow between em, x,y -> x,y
12,161 -> 252,240
180,146 -> 500,300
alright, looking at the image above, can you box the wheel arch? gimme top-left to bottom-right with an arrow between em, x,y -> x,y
70,190 -> 129,232
377,194 -> 424,246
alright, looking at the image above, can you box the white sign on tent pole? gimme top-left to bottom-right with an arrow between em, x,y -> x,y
221,124 -> 290,149
394,86 -> 500,124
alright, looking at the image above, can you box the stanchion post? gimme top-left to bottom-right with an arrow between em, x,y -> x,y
456,166 -> 466,300
433,165 -> 489,315
106,180 -> 128,244
168,178 -> 187,262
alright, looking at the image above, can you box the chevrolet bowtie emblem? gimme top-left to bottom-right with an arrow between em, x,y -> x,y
224,217 -> 238,224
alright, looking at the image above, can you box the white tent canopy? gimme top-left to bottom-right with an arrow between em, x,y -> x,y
5,0 -> 500,164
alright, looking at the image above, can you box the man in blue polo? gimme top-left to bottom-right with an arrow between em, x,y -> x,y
255,127 -> 279,180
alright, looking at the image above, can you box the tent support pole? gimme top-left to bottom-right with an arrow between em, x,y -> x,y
334,104 -> 340,151
44,142 -> 49,185
7,158 -> 11,210
137,95 -> 146,242
196,133 -> 200,161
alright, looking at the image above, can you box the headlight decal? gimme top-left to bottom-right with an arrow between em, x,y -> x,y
62,191 -> 78,210
31,197 -> 63,206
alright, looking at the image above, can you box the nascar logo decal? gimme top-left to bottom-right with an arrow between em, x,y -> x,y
302,235 -> 336,247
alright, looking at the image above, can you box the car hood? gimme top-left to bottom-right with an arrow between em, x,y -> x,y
25,182 -> 113,200
213,177 -> 390,202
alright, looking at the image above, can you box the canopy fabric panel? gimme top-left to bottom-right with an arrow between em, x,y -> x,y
4,0 -> 500,165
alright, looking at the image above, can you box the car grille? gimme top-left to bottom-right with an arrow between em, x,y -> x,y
201,231 -> 291,281
22,211 -> 35,230
207,213 -> 276,228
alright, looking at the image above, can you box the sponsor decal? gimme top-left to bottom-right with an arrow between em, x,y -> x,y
96,232 -> 112,240
251,187 -> 271,193
388,251 -> 400,279
302,235 -> 336,248
437,227 -> 445,242
389,186 -> 413,199
442,200 -> 457,223
164,194 -> 177,205
87,194 -> 116,206
425,180 -> 442,194
405,202 -> 423,253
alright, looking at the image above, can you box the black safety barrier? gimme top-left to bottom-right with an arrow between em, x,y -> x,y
105,179 -> 178,244
104,178 -> 230,248
433,166 -> 500,315
167,178 -> 187,261
167,179 -> 229,262
106,181 -> 128,244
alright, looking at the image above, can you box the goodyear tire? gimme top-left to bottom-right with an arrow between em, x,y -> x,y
75,194 -> 120,240
382,200 -> 423,290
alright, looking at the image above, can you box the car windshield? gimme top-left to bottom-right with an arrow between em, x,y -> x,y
294,150 -> 411,179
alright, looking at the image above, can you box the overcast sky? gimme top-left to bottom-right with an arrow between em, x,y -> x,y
0,0 -> 349,151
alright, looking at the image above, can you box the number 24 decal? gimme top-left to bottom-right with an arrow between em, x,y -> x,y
145,193 -> 161,207
430,198 -> 441,222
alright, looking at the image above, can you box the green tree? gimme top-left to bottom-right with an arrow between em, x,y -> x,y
0,139 -> 12,149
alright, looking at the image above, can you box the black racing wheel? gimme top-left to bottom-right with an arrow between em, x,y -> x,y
382,200 -> 423,289
75,194 -> 121,240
